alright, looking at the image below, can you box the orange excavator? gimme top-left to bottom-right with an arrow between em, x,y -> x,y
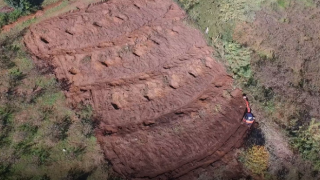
242,95 -> 255,126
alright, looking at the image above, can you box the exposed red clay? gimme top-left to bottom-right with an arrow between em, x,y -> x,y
24,0 -> 248,179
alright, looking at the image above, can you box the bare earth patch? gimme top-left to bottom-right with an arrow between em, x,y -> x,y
24,0 -> 249,179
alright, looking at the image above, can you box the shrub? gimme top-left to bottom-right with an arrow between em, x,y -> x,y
240,145 -> 269,176
8,9 -> 23,23
214,40 -> 253,81
0,13 -> 9,27
291,118 -> 320,170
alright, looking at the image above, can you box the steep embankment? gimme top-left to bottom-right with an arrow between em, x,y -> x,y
24,0 -> 248,179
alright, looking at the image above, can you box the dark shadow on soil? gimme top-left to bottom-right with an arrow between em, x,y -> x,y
244,123 -> 265,148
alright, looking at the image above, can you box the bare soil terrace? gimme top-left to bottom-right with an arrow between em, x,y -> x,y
24,0 -> 249,179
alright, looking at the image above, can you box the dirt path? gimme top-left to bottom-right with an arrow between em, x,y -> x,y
24,0 -> 249,179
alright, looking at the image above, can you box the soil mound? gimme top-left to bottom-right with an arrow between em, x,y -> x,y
24,0 -> 248,179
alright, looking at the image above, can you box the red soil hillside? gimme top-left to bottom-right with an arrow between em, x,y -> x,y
24,0 -> 249,179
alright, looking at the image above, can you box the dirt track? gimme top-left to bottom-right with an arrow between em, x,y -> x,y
24,0 -> 248,179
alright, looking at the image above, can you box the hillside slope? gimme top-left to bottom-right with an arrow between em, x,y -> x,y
24,0 -> 250,179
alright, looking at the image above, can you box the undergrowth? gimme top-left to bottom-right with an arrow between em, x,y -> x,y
178,0 -> 320,178
291,119 -> 320,170
0,27 -> 110,180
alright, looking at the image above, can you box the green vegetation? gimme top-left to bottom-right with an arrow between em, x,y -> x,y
0,9 -> 23,28
292,119 -> 320,170
0,0 -> 38,29
0,29 -> 109,180
214,40 -> 252,81
4,0 -> 33,10
178,0 -> 320,177
0,0 -> 63,30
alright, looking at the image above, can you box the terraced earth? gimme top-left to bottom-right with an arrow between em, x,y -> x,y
24,0 -> 249,179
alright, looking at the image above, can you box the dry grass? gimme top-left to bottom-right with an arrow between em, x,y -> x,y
241,145 -> 269,176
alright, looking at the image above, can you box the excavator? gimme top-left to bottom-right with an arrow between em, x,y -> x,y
242,95 -> 255,126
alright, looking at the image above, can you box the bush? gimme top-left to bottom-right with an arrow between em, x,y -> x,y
240,145 -> 269,176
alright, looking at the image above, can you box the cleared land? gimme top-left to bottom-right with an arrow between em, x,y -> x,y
24,0 -> 249,179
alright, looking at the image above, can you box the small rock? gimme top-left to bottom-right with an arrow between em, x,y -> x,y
169,74 -> 180,89
68,67 -> 79,75
104,125 -> 118,133
143,120 -> 155,126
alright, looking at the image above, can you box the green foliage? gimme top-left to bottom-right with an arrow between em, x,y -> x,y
214,40 -> 253,81
0,13 -> 9,27
291,119 -> 320,170
224,41 -> 252,79
0,106 -> 14,127
4,0 -> 33,11
0,0 -> 37,29
240,145 -> 269,176
0,9 -> 25,28
8,9 -> 23,22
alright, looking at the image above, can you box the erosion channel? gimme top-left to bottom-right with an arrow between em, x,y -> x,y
24,0 -> 249,179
